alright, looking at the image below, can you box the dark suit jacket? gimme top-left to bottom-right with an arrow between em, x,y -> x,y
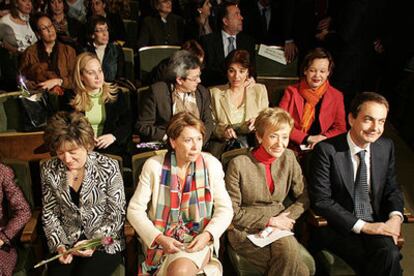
279,82 -> 347,145
136,81 -> 214,143
199,31 -> 256,86
309,134 -> 404,234
239,0 -> 294,45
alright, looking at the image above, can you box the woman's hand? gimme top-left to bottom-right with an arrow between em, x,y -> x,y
246,118 -> 256,132
57,245 -> 73,264
38,78 -> 62,91
95,134 -> 116,149
224,127 -> 237,140
71,240 -> 95,257
155,235 -> 183,254
186,232 -> 212,253
0,239 -> 4,247
243,77 -> 256,89
307,135 -> 327,149
268,212 -> 295,231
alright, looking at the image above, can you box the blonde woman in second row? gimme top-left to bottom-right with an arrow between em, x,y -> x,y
209,49 -> 269,157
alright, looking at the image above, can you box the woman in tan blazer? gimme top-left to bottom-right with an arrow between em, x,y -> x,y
225,108 -> 310,276
209,50 -> 269,157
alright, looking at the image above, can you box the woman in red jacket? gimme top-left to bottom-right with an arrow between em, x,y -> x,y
279,48 -> 346,152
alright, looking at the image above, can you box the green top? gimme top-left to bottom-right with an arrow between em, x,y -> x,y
85,90 -> 106,137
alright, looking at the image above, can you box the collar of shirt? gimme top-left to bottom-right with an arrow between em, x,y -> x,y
221,30 -> 236,56
346,132 -> 371,185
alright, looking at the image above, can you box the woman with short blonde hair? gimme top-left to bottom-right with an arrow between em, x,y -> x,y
225,107 -> 311,276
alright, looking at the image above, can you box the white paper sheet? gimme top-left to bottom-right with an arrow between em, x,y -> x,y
257,44 -> 287,65
247,229 -> 294,248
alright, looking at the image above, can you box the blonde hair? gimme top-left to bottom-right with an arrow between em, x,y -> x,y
71,52 -> 117,112
255,107 -> 294,138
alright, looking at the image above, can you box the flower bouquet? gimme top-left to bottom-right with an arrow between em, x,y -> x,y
34,236 -> 114,268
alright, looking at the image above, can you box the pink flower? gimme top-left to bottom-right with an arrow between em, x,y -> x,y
101,236 -> 113,246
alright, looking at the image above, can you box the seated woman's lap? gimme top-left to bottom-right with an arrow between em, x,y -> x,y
158,245 -> 212,276
47,251 -> 123,276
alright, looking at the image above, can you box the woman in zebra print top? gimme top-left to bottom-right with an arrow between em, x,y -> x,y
41,111 -> 125,275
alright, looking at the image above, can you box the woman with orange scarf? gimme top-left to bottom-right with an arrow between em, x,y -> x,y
279,48 -> 346,151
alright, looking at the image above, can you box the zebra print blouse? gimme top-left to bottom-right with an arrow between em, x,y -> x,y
41,152 -> 126,254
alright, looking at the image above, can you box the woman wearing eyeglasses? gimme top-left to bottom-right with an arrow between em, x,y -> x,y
19,12 -> 76,93
84,15 -> 124,83
64,52 -> 131,157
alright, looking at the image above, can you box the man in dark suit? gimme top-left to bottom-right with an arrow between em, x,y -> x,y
309,92 -> 404,275
199,1 -> 255,86
136,50 -> 214,144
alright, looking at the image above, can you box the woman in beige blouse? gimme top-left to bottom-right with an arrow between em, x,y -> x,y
209,49 -> 269,157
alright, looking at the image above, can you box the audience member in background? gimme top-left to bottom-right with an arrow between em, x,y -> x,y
183,0 -> 213,40
41,111 -> 125,275
66,0 -> 87,23
87,0 -> 125,43
0,0 -> 37,53
85,15 -> 124,82
137,0 -> 185,49
106,0 -> 130,20
239,0 -> 297,63
225,107 -> 310,275
200,1 -> 255,86
136,50 -> 214,145
20,13 -> 76,93
146,39 -> 204,85
65,52 -> 131,157
209,49 -> 268,158
46,0 -> 82,51
128,112 -> 233,275
0,162 -> 31,276
279,48 -> 346,153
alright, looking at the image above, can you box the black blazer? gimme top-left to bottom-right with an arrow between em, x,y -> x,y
62,89 -> 132,156
239,0 -> 294,45
200,31 -> 255,86
309,133 -> 404,234
135,81 -> 214,143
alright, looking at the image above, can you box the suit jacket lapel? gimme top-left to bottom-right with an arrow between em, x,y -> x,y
216,33 -> 225,59
159,83 -> 172,119
334,136 -> 355,199
293,88 -> 304,120
370,142 -> 382,205
219,89 -> 234,124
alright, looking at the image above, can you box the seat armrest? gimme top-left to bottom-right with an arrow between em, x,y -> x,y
403,208 -> 414,223
20,209 -> 40,244
307,209 -> 328,227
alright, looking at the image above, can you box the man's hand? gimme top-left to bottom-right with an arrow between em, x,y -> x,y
268,212 -> 295,231
155,235 -> 183,254
0,239 -> 4,247
186,232 -> 211,253
361,219 -> 401,244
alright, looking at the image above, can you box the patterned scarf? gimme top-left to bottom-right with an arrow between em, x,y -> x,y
141,151 -> 212,274
298,79 -> 328,133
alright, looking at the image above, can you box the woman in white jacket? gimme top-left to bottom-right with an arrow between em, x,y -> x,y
127,112 -> 233,276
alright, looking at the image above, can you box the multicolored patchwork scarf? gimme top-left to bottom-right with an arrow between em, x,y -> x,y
141,151 -> 213,274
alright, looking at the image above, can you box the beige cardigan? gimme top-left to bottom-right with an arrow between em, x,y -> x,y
225,149 -> 309,243
127,152 -> 233,255
210,83 -> 269,140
